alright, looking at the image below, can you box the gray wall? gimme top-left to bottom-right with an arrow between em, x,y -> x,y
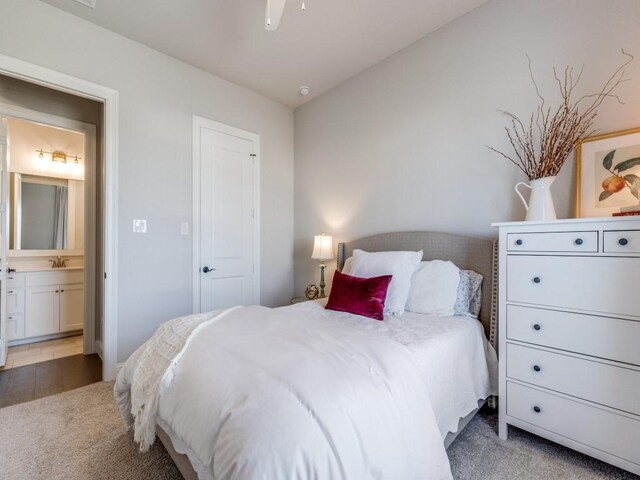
294,0 -> 640,294
0,0 -> 295,361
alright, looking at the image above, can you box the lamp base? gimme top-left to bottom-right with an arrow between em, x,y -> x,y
319,263 -> 327,298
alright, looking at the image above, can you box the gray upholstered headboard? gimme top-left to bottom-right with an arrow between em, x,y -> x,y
337,231 -> 498,353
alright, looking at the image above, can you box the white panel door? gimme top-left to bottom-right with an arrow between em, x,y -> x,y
199,127 -> 256,312
0,117 -> 8,367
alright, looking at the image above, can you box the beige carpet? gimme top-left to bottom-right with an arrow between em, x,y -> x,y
0,382 -> 181,480
0,382 -> 637,480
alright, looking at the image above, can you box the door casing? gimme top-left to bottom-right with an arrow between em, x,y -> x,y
0,53 -> 119,380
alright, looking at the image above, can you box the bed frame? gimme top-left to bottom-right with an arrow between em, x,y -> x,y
158,231 -> 499,479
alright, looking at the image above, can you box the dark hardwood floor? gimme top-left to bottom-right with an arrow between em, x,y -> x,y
0,354 -> 102,408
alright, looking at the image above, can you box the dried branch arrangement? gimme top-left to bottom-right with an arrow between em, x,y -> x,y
489,51 -> 634,181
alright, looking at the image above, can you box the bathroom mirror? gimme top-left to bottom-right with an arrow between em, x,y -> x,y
10,173 -> 84,251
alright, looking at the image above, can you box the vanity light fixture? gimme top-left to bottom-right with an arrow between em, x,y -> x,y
36,149 -> 81,164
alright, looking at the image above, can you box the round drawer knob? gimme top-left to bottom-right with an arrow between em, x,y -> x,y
533,365 -> 541,372
533,277 -> 541,284
533,324 -> 541,331
575,238 -> 583,245
516,239 -> 523,246
533,406 -> 541,413
619,238 -> 629,246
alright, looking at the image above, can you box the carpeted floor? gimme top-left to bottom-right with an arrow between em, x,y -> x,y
0,382 -> 637,480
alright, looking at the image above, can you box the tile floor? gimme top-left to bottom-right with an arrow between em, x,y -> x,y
3,335 -> 84,369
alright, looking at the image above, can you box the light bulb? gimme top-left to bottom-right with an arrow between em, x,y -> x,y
302,1 -> 306,11
267,0 -> 271,25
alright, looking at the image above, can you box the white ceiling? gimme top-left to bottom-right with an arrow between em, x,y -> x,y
39,0 -> 488,107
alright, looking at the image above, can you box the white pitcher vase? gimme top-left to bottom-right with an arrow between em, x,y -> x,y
515,176 -> 557,221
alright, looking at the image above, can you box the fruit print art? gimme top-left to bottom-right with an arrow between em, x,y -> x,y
597,147 -> 640,205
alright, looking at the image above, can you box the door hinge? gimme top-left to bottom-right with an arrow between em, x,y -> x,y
249,153 -> 256,157
104,272 -> 107,280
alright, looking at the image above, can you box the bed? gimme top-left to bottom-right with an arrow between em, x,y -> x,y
115,231 -> 498,480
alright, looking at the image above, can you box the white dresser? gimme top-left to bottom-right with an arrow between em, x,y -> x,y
494,217 -> 640,476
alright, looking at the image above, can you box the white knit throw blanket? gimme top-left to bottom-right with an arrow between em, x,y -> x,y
115,307 -> 237,452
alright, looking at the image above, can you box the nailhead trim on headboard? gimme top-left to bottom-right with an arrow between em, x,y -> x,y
487,240 -> 499,410
489,240 -> 499,352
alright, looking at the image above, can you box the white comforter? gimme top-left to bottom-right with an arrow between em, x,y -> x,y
116,305 -> 452,480
288,300 -> 498,439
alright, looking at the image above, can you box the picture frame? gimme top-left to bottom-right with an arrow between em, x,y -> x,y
576,127 -> 640,218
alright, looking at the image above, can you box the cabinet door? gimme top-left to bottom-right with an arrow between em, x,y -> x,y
25,286 -> 59,337
6,287 -> 24,314
7,313 -> 24,341
59,283 -> 84,332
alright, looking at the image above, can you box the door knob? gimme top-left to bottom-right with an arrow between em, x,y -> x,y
202,266 -> 216,273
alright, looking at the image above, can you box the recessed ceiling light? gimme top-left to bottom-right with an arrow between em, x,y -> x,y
299,86 -> 310,96
72,0 -> 96,8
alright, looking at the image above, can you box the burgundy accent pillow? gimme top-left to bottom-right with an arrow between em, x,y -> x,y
325,270 -> 392,321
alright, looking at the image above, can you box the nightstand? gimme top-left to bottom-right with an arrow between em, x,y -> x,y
290,296 -> 311,304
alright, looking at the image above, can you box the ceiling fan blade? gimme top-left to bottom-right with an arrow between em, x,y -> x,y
265,0 -> 287,31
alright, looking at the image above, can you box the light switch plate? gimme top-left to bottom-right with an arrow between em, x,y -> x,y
133,219 -> 147,233
181,222 -> 189,235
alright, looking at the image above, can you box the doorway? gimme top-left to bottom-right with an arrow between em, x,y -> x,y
192,117 -> 260,312
0,54 -> 118,380
0,111 -> 98,377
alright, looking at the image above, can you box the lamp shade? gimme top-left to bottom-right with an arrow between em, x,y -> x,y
311,233 -> 334,260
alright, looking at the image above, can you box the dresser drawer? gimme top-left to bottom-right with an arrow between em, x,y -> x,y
507,256 -> 640,317
604,230 -> 640,253
507,343 -> 640,415
506,305 -> 640,365
507,231 -> 598,253
507,382 -> 640,466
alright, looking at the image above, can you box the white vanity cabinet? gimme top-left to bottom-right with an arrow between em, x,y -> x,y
9,269 -> 84,341
494,217 -> 640,476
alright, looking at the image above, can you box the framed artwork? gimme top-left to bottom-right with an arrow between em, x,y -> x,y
576,127 -> 640,218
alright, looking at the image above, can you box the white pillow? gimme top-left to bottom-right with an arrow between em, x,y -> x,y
349,249 -> 423,316
406,260 -> 460,316
342,256 -> 353,275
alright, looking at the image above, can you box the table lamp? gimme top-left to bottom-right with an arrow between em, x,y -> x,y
311,232 -> 333,297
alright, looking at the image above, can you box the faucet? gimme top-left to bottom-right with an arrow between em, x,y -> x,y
49,256 -> 68,269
